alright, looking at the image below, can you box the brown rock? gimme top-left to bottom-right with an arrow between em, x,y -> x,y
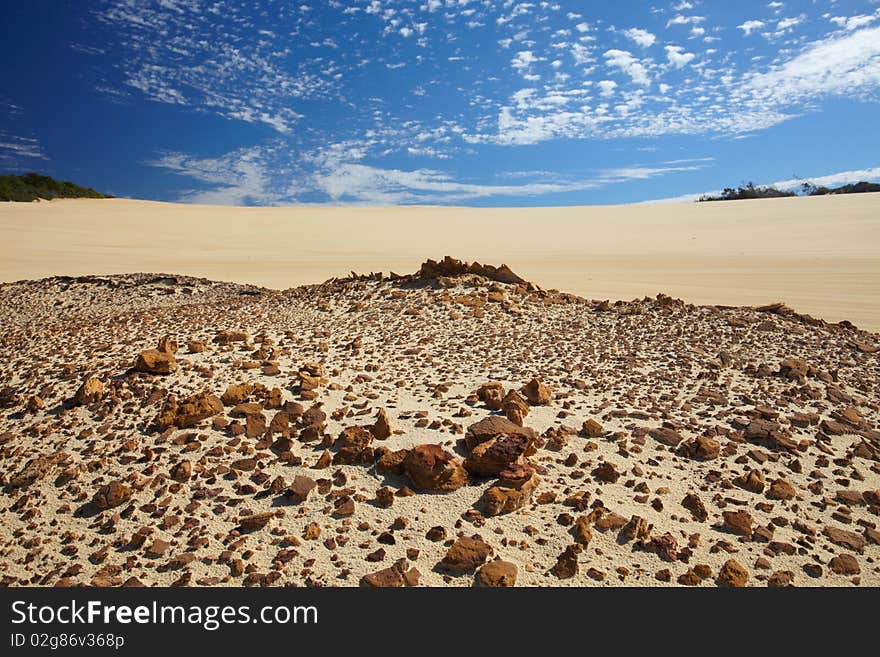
464,434 -> 530,476
593,461 -> 620,483
722,510 -> 753,537
187,340 -> 206,353
134,349 -> 178,375
521,377 -> 552,405
691,435 -> 720,460
824,526 -> 867,553
717,559 -> 749,587
482,471 -> 540,516
767,478 -> 796,501
146,539 -> 170,557
767,570 -> 794,587
214,330 -> 249,344
92,481 -> 132,510
476,382 -> 505,410
649,426 -> 684,447
572,516 -> 592,544
426,526 -> 447,542
239,511 -> 277,532
581,419 -> 604,437
476,560 -> 518,587
361,559 -> 420,587
170,461 -> 191,482
737,468 -> 766,494
502,390 -> 530,425
155,392 -> 223,429
682,493 -> 708,522
440,536 -> 493,573
778,357 -> 808,381
286,475 -> 318,502
375,487 -> 395,508
829,553 -> 860,575
403,444 -> 468,491
370,408 -> 393,440
333,425 -> 374,465
549,544 -> 581,579
650,533 -> 680,562
376,448 -> 409,476
465,416 -> 538,451
221,383 -> 253,406
245,413 -> 266,439
73,377 -> 104,405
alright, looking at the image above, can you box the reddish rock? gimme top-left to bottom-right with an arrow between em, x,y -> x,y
649,427 -> 684,447
170,461 -> 191,482
440,536 -> 493,573
92,481 -> 132,510
134,348 -> 178,375
476,560 -> 518,587
824,527 -> 867,553
370,408 -> 393,440
717,559 -> 749,587
481,469 -> 540,516
286,475 -> 318,502
403,444 -> 468,491
73,377 -> 104,405
682,493 -> 708,522
465,416 -> 538,452
767,478 -> 796,501
221,383 -> 253,406
464,434 -> 530,477
521,377 -> 552,405
155,392 -> 223,429
829,554 -> 860,575
361,559 -> 420,587
333,425 -> 374,465
581,419 -> 604,437
549,544 -> 581,579
722,510 -> 753,537
375,448 -> 409,476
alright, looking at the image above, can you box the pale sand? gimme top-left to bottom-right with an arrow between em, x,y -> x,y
1,193 -> 878,331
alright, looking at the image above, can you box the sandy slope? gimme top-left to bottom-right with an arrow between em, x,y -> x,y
1,193 -> 878,331
1,266 -> 878,588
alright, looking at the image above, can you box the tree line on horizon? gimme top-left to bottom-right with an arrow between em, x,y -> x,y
698,180 -> 880,202
0,173 -> 108,202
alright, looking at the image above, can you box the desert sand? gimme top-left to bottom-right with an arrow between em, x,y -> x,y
1,193 -> 878,332
0,257 -> 878,587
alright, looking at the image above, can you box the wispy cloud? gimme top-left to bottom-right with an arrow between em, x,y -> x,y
0,132 -> 48,166
149,142 -> 709,206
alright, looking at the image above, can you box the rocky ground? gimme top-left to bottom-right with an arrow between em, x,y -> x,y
0,257 -> 878,587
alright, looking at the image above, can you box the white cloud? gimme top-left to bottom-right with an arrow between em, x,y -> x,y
604,49 -> 651,86
776,16 -> 803,31
597,80 -> 617,97
311,160 -> 707,204
667,15 -> 705,28
147,147 -> 282,206
0,133 -> 48,164
829,14 -> 879,32
738,20 -> 765,35
665,45 -> 695,68
740,26 -> 880,105
623,28 -> 656,48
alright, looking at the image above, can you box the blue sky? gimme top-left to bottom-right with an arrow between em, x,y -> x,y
2,0 -> 880,206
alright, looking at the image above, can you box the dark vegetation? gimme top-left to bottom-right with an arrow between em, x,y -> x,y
698,180 -> 880,202
0,173 -> 108,202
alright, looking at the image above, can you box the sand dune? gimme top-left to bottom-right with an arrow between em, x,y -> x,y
1,193 -> 878,331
